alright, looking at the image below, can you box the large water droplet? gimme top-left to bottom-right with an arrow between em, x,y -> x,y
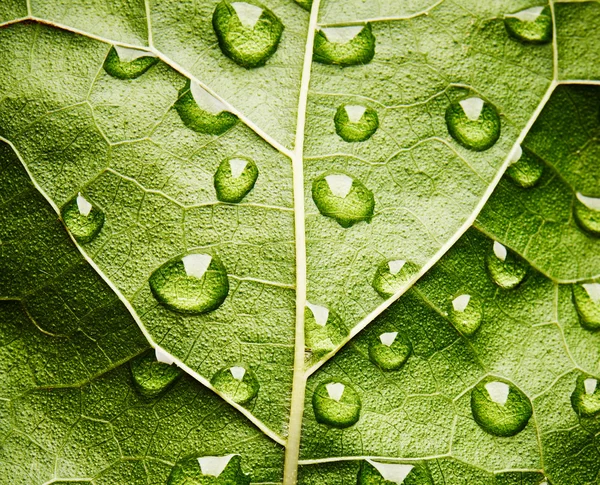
573,193 -> 600,236
167,454 -> 250,485
504,6 -> 552,44
312,172 -> 375,228
130,349 -> 182,398
212,0 -> 284,68
486,241 -> 528,289
305,302 -> 348,358
372,259 -> 419,298
211,364 -> 259,404
312,380 -> 361,428
358,459 -> 433,485
471,376 -> 532,437
445,97 -> 501,151
572,282 -> 600,331
149,252 -> 229,314
506,145 -> 544,188
174,80 -> 238,135
368,330 -> 412,371
61,192 -> 105,244
334,104 -> 379,142
571,372 -> 600,417
214,157 -> 259,203
448,294 -> 483,337
313,24 -> 376,66
103,45 -> 159,79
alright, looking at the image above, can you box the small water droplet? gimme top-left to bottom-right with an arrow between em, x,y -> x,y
312,380 -> 361,428
168,454 -> 250,485
149,252 -> 229,314
214,157 -> 259,203
486,241 -> 528,289
572,282 -> 600,331
174,80 -> 238,135
372,259 -> 419,298
506,146 -> 544,188
334,104 -> 379,142
504,6 -> 552,44
304,302 -> 348,358
445,97 -> 501,151
103,45 -> 159,79
312,172 -> 375,228
61,193 -> 105,243
573,193 -> 600,236
212,0 -> 284,68
313,24 -> 376,66
130,349 -> 182,399
368,330 -> 412,371
571,372 -> 600,417
448,294 -> 483,337
293,0 -> 312,10
358,459 -> 433,485
211,364 -> 259,404
470,376 -> 532,437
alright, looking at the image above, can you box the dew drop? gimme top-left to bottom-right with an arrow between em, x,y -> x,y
448,294 -> 483,337
571,372 -> 600,417
486,241 -> 528,289
312,172 -> 375,228
212,0 -> 284,68
211,364 -> 259,404
294,0 -> 312,10
304,302 -> 348,358
470,376 -> 532,437
358,459 -> 433,485
445,97 -> 501,151
214,157 -> 259,203
368,330 -> 412,371
155,346 -> 176,365
334,104 -> 379,142
167,454 -> 250,485
573,192 -> 600,236
506,146 -> 544,188
313,23 -> 376,66
149,252 -> 229,314
174,80 -> 238,135
61,193 -> 105,244
129,349 -> 182,399
372,259 -> 419,298
504,6 -> 552,44
103,45 -> 159,79
312,380 -> 361,428
572,282 -> 600,330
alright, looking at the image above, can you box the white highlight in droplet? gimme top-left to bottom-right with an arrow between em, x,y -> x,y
583,283 -> 600,302
452,294 -> 471,312
507,6 -> 545,22
576,192 -> 600,211
114,45 -> 156,62
379,332 -> 398,347
306,302 -> 329,326
493,241 -> 507,261
387,260 -> 406,275
344,105 -> 367,123
229,158 -> 248,179
230,366 -> 246,381
325,174 -> 353,198
190,81 -> 228,114
584,378 -> 597,395
508,144 -> 523,165
182,254 -> 212,279
155,347 -> 176,365
321,25 -> 364,43
76,193 -> 93,216
485,381 -> 510,405
326,382 -> 345,401
198,454 -> 237,477
459,97 -> 484,121
366,459 -> 414,484
231,2 -> 263,29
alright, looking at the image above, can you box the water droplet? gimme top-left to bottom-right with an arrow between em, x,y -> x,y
448,294 -> 483,337
571,373 -> 600,417
174,80 -> 238,135
445,97 -> 501,151
214,157 -> 259,203
212,0 -> 284,68
372,259 -> 419,298
504,6 -> 552,44
312,172 -> 375,228
506,146 -> 544,188
129,349 -> 182,398
293,0 -> 312,10
211,364 -> 259,404
312,380 -> 361,428
470,376 -> 532,437
486,241 -> 528,289
304,302 -> 348,358
572,282 -> 600,331
313,24 -> 376,66
573,193 -> 600,236
103,45 -> 159,79
368,330 -> 412,371
334,104 -> 379,142
168,454 -> 250,485
358,459 -> 433,485
61,192 -> 105,243
149,252 -> 229,314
